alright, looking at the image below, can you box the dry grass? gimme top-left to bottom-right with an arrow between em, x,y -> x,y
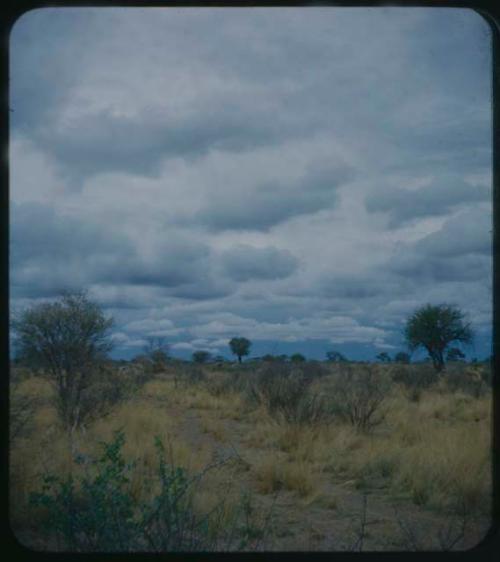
240,379 -> 491,514
251,448 -> 320,498
199,415 -> 228,442
10,362 -> 493,550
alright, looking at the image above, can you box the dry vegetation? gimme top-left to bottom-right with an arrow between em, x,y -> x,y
10,360 -> 492,551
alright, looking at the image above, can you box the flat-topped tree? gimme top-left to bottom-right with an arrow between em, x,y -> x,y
229,337 -> 251,363
404,303 -> 473,373
192,350 -> 211,364
326,351 -> 347,362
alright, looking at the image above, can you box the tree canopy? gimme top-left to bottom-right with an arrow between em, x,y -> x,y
326,351 -> 347,362
229,337 -> 251,363
192,350 -> 211,364
404,303 -> 472,372
13,292 -> 113,429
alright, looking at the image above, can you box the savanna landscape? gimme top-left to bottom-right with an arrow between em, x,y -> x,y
9,295 -> 493,552
9,6 -> 494,554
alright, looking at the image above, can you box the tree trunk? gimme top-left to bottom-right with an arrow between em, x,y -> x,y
431,351 -> 445,373
238,355 -> 242,364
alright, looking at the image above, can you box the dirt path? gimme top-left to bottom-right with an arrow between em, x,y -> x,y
166,400 -> 489,551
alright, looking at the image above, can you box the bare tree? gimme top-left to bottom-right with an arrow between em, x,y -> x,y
330,364 -> 390,432
144,337 -> 169,373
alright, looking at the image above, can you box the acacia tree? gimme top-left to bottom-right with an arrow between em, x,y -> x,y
229,337 -> 251,363
13,292 -> 113,431
192,350 -> 211,364
326,351 -> 347,362
404,304 -> 473,372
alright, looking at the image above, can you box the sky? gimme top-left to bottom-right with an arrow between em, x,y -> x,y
9,7 -> 493,361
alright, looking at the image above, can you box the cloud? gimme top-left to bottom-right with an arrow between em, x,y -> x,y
10,201 -> 133,297
365,176 -> 490,227
219,245 -> 298,281
9,8 -> 493,359
389,205 -> 492,283
10,201 -> 232,300
412,205 -> 492,257
194,143 -> 353,232
188,311 -> 390,346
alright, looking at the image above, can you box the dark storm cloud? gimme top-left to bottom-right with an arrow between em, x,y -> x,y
220,245 -> 299,282
99,234 -> 210,287
10,202 -> 134,297
10,202 -> 227,299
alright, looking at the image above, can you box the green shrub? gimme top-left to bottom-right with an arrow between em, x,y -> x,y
29,431 -> 269,552
30,431 -> 140,551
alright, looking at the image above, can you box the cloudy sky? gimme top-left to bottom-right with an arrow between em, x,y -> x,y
9,7 -> 492,360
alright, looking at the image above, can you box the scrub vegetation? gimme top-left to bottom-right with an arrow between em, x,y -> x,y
9,295 -> 492,551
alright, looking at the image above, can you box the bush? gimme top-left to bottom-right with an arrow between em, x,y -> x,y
77,364 -> 146,420
330,365 -> 390,432
204,373 -> 236,398
392,365 -> 438,401
249,363 -> 330,425
29,431 -> 270,552
442,364 -> 489,398
181,364 -> 206,385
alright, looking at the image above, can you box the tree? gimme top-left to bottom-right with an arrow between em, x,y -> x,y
404,304 -> 473,373
326,351 -> 347,362
290,353 -> 306,363
229,337 -> 251,363
13,292 -> 113,431
192,350 -> 211,364
394,351 -> 411,364
376,352 -> 392,363
144,337 -> 169,373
